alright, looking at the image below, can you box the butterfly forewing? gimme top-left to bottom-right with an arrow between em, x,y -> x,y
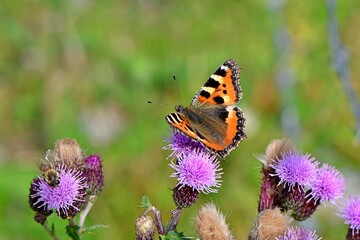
191,59 -> 242,107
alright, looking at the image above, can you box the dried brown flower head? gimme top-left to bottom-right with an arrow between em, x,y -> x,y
195,203 -> 235,240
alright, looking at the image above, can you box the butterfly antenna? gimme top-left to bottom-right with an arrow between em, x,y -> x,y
146,100 -> 169,106
173,75 -> 182,105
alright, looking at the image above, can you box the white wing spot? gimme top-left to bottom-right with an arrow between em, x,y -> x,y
202,86 -> 215,94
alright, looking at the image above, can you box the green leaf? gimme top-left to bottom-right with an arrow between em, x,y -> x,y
140,195 -> 152,209
66,225 -> 81,240
160,231 -> 191,240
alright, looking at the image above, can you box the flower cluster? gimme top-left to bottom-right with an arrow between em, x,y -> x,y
258,139 -> 345,219
251,138 -> 346,239
137,131 -> 355,239
29,138 -> 104,223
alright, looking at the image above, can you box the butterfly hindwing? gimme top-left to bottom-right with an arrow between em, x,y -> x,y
166,112 -> 199,141
191,59 -> 242,107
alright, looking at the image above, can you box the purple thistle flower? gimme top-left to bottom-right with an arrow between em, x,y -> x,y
169,150 -> 223,194
163,132 -> 205,159
29,165 -> 87,219
271,152 -> 318,191
84,154 -> 104,195
276,227 -> 321,240
339,196 -> 360,236
309,164 -> 345,204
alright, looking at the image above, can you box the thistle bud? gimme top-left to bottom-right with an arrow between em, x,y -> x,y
172,185 -> 199,209
83,154 -> 104,195
291,194 -> 320,221
135,215 -> 155,240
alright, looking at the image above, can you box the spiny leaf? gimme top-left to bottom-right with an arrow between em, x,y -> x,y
140,195 -> 152,209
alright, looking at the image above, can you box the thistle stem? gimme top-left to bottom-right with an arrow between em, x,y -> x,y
78,195 -> 97,233
148,206 -> 165,235
42,221 -> 60,240
142,206 -> 182,235
165,208 -> 183,232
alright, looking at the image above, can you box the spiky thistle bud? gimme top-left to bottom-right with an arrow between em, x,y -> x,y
172,185 -> 199,209
279,183 -> 306,211
291,194 -> 320,221
83,154 -> 104,195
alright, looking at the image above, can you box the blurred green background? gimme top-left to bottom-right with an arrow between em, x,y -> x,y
1,0 -> 360,239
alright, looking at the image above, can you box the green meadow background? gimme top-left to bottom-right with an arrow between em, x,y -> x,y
1,1 -> 360,239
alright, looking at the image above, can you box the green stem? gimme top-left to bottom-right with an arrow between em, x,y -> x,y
77,195 -> 97,235
42,221 -> 60,240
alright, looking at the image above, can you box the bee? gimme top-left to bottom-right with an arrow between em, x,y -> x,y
37,157 -> 60,187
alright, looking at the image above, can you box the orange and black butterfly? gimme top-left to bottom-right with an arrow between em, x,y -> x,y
166,59 -> 246,158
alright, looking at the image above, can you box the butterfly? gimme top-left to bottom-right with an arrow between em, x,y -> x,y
165,59 -> 246,158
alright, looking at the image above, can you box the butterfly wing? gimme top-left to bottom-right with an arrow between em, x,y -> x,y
217,105 -> 246,158
191,59 -> 242,107
166,105 -> 246,158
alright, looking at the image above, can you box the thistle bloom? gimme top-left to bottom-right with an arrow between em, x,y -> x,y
170,150 -> 222,194
29,165 -> 87,219
163,132 -> 205,159
276,227 -> 320,240
309,164 -> 345,204
339,196 -> 360,237
271,152 -> 318,190
83,154 -> 104,195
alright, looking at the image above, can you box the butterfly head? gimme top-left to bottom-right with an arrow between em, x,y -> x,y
175,105 -> 184,112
